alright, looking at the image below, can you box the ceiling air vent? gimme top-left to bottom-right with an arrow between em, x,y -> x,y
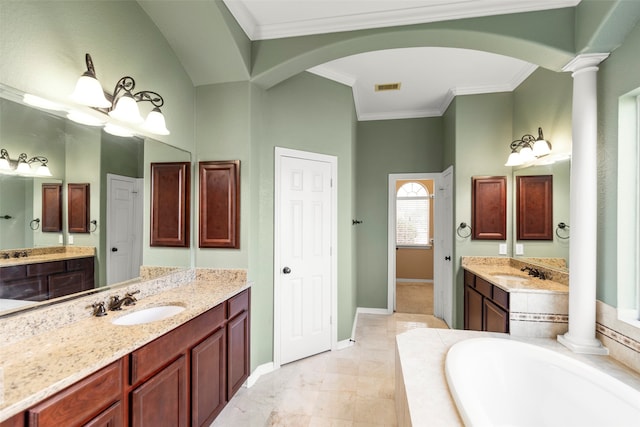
375,82 -> 401,92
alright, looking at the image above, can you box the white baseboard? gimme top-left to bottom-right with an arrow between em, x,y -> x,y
396,278 -> 433,283
246,362 -> 275,388
357,307 -> 391,315
335,338 -> 354,350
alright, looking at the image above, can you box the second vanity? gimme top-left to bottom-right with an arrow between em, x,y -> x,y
0,268 -> 250,427
462,256 -> 569,338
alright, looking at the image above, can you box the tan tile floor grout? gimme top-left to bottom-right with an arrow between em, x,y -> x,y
212,313 -> 448,427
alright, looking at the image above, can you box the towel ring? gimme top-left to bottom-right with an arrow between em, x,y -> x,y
30,218 -> 41,230
457,222 -> 472,238
556,222 -> 570,239
90,220 -> 98,232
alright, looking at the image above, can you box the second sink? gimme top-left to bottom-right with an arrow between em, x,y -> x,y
112,305 -> 185,326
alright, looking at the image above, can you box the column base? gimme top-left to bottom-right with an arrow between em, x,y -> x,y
558,333 -> 609,355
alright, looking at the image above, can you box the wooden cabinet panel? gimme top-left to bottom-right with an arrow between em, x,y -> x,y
227,310 -> 249,399
28,359 -> 122,427
48,271 -> 87,298
492,285 -> 509,310
198,161 -> 240,249
41,183 -> 62,232
463,270 -> 475,288
0,277 -> 47,300
131,356 -> 188,427
471,176 -> 506,240
83,401 -> 123,427
191,328 -> 226,427
0,413 -> 24,427
150,162 -> 190,247
68,183 -> 90,233
27,261 -> 64,276
484,299 -> 509,333
516,175 -> 553,240
474,277 -> 492,299
464,286 -> 484,331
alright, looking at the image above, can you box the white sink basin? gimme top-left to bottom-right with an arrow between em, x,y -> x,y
112,305 -> 185,326
491,274 -> 529,282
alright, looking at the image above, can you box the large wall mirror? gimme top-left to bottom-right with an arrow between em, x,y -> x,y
512,159 -> 570,271
0,83 -> 192,317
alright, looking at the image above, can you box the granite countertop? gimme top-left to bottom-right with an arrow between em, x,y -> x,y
0,247 -> 95,268
462,258 -> 568,294
0,277 -> 249,421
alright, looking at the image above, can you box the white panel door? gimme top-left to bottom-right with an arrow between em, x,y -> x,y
437,166 -> 454,327
279,155 -> 332,365
107,174 -> 142,285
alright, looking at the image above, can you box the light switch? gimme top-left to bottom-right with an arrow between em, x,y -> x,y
516,244 -> 524,255
499,243 -> 507,255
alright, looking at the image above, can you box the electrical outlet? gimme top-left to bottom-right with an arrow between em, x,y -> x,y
499,243 -> 507,255
68,235 -> 74,245
516,244 -> 524,255
58,234 -> 63,244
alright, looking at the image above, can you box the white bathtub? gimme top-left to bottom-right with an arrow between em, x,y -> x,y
445,338 -> 640,427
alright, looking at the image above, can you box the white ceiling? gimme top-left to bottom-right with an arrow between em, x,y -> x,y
146,1 -> 581,121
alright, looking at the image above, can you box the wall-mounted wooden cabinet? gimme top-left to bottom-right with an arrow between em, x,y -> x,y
68,183 -> 90,233
471,176 -> 507,240
41,183 -> 62,232
150,162 -> 190,247
198,161 -> 240,249
516,175 -> 553,240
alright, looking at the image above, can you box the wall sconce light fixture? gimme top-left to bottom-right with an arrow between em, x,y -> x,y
68,53 -> 170,137
505,127 -> 552,167
0,149 -> 52,177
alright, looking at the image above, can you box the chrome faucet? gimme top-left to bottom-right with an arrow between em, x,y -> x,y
108,290 -> 140,310
90,302 -> 108,317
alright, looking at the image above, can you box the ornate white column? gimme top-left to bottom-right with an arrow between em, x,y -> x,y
558,53 -> 610,354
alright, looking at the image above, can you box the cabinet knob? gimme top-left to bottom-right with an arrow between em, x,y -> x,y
282,266 -> 291,274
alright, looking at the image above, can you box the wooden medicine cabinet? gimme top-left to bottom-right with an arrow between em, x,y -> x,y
41,183 -> 62,232
516,175 -> 553,240
199,160 -> 240,249
150,162 -> 191,247
67,183 -> 90,233
471,176 -> 507,240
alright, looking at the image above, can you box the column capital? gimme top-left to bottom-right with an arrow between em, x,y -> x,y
562,53 -> 610,74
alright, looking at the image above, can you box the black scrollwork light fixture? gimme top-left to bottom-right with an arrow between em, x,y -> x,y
69,53 -> 170,137
505,127 -> 552,167
0,149 -> 52,177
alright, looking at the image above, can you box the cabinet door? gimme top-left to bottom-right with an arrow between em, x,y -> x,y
150,162 -> 190,247
83,401 -> 123,427
191,328 -> 226,427
484,299 -> 509,333
198,161 -> 240,248
68,183 -> 91,233
471,176 -> 506,240
516,175 -> 553,240
48,270 -> 86,298
131,356 -> 188,427
41,183 -> 62,232
464,285 -> 484,331
227,310 -> 249,399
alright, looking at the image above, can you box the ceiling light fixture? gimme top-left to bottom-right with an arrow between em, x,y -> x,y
0,149 -> 52,177
505,127 -> 552,167
69,53 -> 170,136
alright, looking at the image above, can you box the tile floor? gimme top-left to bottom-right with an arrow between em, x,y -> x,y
212,313 -> 449,426
395,282 -> 434,315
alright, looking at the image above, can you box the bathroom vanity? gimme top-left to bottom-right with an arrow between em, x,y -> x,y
462,257 -> 569,337
0,270 -> 250,427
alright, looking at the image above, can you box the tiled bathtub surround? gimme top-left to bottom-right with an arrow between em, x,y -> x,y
597,301 -> 640,373
0,268 -> 248,420
462,257 -> 569,338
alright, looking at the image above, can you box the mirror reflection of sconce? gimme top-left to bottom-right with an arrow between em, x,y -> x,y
30,218 -> 41,230
90,220 -> 98,232
556,222 -> 570,239
457,222 -> 472,238
0,149 -> 52,177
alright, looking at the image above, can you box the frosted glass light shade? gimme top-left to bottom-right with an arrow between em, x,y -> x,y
143,108 -> 170,135
533,139 -> 552,156
34,164 -> 52,177
67,111 -> 106,127
109,94 -> 143,124
104,123 -> 135,138
70,75 -> 111,108
519,146 -> 535,163
505,152 -> 523,167
16,161 -> 31,174
0,158 -> 10,171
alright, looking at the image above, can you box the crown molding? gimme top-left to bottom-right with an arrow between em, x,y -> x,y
307,66 -> 356,87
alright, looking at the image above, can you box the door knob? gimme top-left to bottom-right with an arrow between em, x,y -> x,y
445,256 -> 451,261
282,266 -> 291,274
111,247 -> 118,252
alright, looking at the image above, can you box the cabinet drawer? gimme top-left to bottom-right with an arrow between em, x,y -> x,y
0,265 -> 27,282
27,261 -> 64,277
475,277 -> 493,299
228,289 -> 249,320
0,278 -> 47,300
66,257 -> 94,272
463,270 -> 475,288
492,285 -> 509,310
28,359 -> 123,427
130,303 -> 225,385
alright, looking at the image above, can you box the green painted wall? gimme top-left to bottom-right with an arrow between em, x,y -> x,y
355,118 -> 444,309
597,18 -> 640,306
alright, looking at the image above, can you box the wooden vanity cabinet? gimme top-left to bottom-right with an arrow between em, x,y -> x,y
227,289 -> 250,398
464,270 -> 509,333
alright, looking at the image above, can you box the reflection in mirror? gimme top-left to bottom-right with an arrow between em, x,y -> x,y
0,84 -> 192,317
512,159 -> 570,271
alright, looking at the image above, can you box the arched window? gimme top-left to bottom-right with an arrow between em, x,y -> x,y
396,182 -> 430,246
